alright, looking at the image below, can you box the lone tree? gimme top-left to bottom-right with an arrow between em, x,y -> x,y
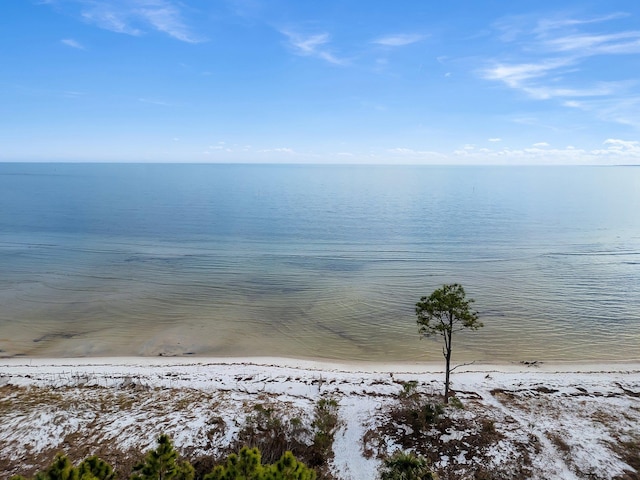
415,283 -> 482,403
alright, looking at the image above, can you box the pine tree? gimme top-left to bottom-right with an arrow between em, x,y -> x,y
416,284 -> 482,403
130,434 -> 193,480
38,454 -> 77,480
204,446 -> 264,480
204,447 -> 316,480
76,456 -> 115,480
11,454 -> 117,480
264,451 -> 316,480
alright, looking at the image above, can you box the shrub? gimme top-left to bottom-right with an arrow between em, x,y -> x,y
233,403 -> 310,465
379,451 -> 437,480
308,398 -> 339,468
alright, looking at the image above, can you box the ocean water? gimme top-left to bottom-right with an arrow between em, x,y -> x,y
0,163 -> 639,362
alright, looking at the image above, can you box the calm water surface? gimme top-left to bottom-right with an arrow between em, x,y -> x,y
0,163 -> 639,362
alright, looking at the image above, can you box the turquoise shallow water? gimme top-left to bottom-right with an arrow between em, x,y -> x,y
0,163 -> 639,362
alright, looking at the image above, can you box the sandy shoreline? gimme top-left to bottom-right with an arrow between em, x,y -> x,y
2,355 -> 640,373
2,356 -> 639,479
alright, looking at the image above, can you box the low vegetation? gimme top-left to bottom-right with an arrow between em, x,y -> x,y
10,435 -> 434,480
11,435 -> 317,480
2,368 -> 638,480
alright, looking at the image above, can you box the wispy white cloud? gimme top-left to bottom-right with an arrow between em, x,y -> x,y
543,31 -> 640,55
50,0 -> 204,43
81,4 -> 141,36
521,81 -> 627,101
534,13 -> 630,36
481,11 -> 640,129
488,138 -> 502,142
482,58 -> 575,90
280,30 -> 346,65
63,90 -> 85,98
135,2 -> 201,43
138,97 -> 174,106
61,38 -> 85,49
548,92 -> 640,129
372,33 -> 424,47
533,142 -> 550,147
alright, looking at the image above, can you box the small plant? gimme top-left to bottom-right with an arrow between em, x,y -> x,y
448,396 -> 464,410
309,398 -> 339,469
379,451 -> 437,480
399,381 -> 419,399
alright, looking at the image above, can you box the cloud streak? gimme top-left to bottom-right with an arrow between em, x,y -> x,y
372,33 -> 424,47
480,11 -> 640,129
50,0 -> 204,43
61,38 -> 85,49
280,30 -> 346,65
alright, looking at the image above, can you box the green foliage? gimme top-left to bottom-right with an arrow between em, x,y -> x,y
130,434 -> 194,480
393,401 -> 443,439
38,454 -> 75,480
236,403 -> 299,464
397,381 -> 443,425
76,456 -> 115,480
204,447 -> 316,480
11,435 -> 315,480
11,454 -> 115,480
415,284 -> 481,338
399,381 -> 418,399
205,446 -> 263,480
264,451 -> 316,480
308,398 -> 339,468
379,451 -> 437,480
448,396 -> 464,410
415,284 -> 482,403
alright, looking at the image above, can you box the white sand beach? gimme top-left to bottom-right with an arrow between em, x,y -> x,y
1,357 -> 639,479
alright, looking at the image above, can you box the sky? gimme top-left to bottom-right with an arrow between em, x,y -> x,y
2,0 -> 640,164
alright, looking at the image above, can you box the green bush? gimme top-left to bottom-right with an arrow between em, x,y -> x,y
379,451 -> 437,480
309,398 -> 339,468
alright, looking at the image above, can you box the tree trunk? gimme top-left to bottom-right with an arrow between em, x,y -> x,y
444,314 -> 453,404
444,346 -> 451,404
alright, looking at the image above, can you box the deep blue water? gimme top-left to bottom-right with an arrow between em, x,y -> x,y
1,163 -> 639,361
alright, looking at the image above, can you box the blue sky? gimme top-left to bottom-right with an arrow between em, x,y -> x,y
2,0 -> 640,164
